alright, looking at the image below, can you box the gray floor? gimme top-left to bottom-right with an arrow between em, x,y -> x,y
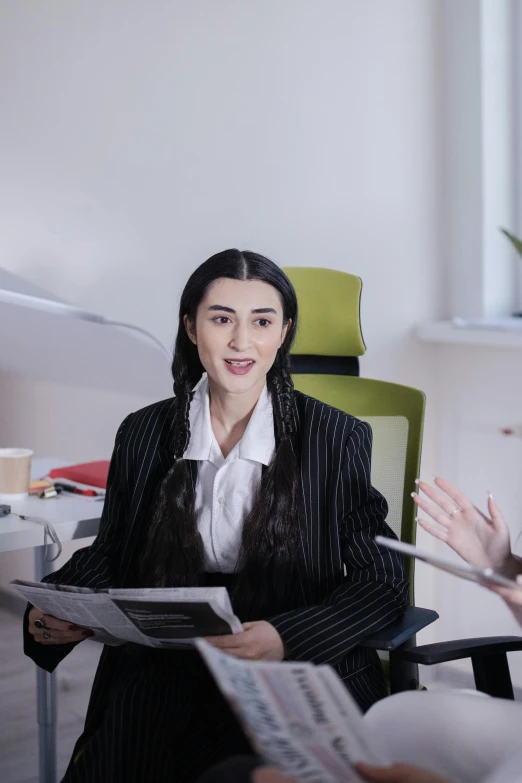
0,606 -> 101,783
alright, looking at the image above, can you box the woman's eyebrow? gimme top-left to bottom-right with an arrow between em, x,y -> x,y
208,304 -> 235,313
207,305 -> 277,314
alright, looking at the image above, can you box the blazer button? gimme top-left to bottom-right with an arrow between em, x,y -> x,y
218,496 -> 225,505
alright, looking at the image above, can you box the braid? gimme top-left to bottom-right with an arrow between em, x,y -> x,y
234,354 -> 302,618
172,389 -> 193,459
139,351 -> 203,587
269,350 -> 295,440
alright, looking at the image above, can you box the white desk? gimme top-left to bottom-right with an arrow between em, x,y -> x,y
1,458 -> 102,783
0,269 -> 170,782
1,458 -> 103,552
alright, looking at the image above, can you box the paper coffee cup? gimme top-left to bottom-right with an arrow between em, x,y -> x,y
0,448 -> 34,500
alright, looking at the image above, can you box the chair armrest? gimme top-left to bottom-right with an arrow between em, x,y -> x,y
401,636 -> 522,665
361,607 -> 439,651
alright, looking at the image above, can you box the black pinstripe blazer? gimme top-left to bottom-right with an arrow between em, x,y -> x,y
24,390 -> 408,726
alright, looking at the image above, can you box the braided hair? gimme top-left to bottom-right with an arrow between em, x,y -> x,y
140,250 -> 302,616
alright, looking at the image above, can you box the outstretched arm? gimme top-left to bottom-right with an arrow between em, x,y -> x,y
413,478 -> 521,578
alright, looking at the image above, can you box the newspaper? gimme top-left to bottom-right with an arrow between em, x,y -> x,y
13,579 -> 242,648
196,639 -> 389,783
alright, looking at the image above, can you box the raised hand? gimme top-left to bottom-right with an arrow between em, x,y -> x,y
412,478 -> 519,578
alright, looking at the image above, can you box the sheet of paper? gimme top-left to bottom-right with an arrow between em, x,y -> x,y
375,536 -> 520,589
195,639 -> 387,783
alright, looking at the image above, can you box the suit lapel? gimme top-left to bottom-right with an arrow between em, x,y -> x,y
187,459 -> 199,491
290,394 -> 314,603
119,401 -> 176,585
119,399 -> 201,586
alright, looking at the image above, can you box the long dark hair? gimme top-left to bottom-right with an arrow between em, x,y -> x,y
139,249 -> 302,616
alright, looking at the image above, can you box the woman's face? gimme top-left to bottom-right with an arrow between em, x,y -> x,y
185,277 -> 291,395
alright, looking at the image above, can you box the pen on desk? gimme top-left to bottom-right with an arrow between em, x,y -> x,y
53,483 -> 103,498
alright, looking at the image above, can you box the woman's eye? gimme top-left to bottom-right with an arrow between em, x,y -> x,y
255,319 -> 271,327
213,316 -> 231,324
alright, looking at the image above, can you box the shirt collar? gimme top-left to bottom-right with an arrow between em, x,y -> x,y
183,374 -> 214,462
183,373 -> 275,466
237,381 -> 275,465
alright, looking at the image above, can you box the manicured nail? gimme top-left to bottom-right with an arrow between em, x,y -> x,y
411,492 -> 417,498
488,491 -> 494,500
82,630 -> 94,637
414,479 -> 420,485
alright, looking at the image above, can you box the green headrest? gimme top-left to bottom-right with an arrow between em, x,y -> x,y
283,267 -> 366,357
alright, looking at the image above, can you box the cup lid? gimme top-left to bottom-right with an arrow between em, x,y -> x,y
0,448 -> 34,458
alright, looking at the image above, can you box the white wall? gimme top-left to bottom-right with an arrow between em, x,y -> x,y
442,0 -> 517,320
0,1 -> 442,629
0,0 -> 443,364
420,342 -> 522,687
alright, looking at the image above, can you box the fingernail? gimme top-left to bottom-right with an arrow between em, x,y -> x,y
488,491 -> 494,500
68,625 -> 80,631
414,479 -> 420,485
82,630 -> 94,637
411,492 -> 417,498
432,476 -> 438,482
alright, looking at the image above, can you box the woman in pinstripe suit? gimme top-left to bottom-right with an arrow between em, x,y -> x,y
24,250 -> 407,783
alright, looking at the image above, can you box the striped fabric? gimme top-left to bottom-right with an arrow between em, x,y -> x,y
23,391 -> 408,782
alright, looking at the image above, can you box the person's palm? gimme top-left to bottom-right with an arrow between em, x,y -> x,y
356,762 -> 451,783
443,500 -> 510,570
413,478 -> 513,573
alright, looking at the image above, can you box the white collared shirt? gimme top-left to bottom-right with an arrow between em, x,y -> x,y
184,373 -> 276,573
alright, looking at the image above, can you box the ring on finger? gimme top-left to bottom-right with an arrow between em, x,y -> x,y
449,506 -> 462,517
34,616 -> 46,630
42,628 -> 51,640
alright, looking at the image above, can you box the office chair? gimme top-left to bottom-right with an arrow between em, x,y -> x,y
284,266 -> 437,693
285,267 -> 522,699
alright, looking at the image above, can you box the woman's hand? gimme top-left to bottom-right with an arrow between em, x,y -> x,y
412,478 -> 519,577
27,606 -> 93,645
249,763 -> 452,783
355,762 -> 452,783
487,577 -> 522,630
252,768 -> 296,783
205,620 -> 286,661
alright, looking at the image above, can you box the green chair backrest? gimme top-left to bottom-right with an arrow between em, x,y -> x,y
289,377 -> 423,540
290,375 -> 425,599
286,267 -> 366,357
283,268 -> 425,600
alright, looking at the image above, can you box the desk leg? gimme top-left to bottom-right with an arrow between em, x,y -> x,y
34,544 -> 58,783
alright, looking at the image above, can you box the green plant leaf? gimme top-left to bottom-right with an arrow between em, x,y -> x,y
500,228 -> 522,257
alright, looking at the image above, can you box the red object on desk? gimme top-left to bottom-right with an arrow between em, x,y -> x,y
47,460 -> 110,489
